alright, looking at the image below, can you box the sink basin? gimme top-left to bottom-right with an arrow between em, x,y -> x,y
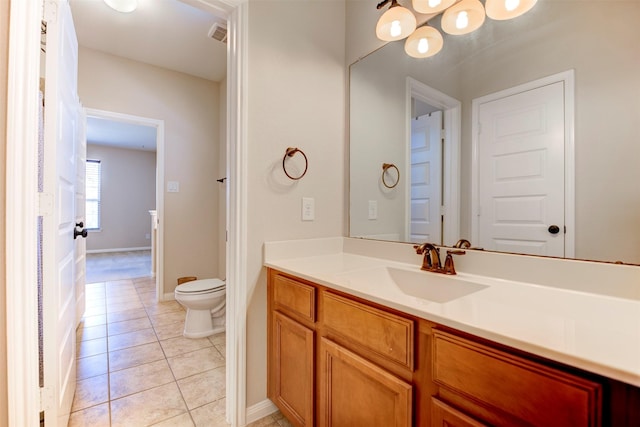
386,267 -> 488,303
335,266 -> 489,303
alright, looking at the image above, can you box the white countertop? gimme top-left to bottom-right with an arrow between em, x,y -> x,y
264,238 -> 640,388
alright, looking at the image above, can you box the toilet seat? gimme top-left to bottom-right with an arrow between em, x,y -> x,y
175,278 -> 225,295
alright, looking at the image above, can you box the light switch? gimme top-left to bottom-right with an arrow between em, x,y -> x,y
302,197 -> 315,221
368,200 -> 378,220
167,181 -> 180,193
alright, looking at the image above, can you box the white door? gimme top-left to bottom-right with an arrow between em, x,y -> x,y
410,112 -> 443,244
75,108 -> 87,326
42,0 -> 80,425
476,81 -> 565,256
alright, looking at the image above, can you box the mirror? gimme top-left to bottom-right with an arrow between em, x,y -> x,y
349,0 -> 640,265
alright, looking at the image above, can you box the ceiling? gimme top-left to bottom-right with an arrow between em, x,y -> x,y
70,0 -> 229,150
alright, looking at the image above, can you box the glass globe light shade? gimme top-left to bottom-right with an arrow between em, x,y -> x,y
104,0 -> 138,13
412,0 -> 456,15
485,0 -> 537,20
441,0 -> 485,35
376,2 -> 418,41
404,26 -> 444,58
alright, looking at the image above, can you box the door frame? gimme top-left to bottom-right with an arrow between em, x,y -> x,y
470,70 -> 575,258
6,1 -> 248,426
5,0 -> 42,425
84,108 -> 165,301
406,77 -> 461,246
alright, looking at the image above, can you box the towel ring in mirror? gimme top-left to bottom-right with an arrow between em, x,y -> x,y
382,163 -> 399,189
283,147 -> 308,180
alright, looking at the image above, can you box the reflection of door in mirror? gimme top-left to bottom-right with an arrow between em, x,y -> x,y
472,72 -> 574,258
410,110 -> 442,244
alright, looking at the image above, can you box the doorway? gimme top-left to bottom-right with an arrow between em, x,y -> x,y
407,77 -> 461,246
409,104 -> 443,244
85,108 -> 165,298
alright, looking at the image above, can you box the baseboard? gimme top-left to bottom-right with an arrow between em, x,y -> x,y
86,246 -> 151,254
163,292 -> 176,301
245,399 -> 278,425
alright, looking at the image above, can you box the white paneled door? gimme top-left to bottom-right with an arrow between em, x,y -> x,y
410,112 -> 443,244
42,0 -> 82,425
476,81 -> 565,257
75,107 -> 87,327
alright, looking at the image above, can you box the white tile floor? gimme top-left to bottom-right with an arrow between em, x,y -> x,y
71,276 -> 230,426
72,256 -> 290,427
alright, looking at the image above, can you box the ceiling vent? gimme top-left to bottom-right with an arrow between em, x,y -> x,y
208,22 -> 227,44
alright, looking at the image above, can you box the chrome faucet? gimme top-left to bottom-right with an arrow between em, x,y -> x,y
413,243 -> 442,272
414,243 -> 466,275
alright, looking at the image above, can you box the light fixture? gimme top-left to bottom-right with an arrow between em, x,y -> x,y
375,0 -> 537,59
404,26 -> 443,58
376,0 -> 417,42
412,0 -> 456,15
103,0 -> 138,13
485,0 -> 537,20
441,0 -> 486,35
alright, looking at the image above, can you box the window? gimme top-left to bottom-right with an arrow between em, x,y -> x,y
85,160 -> 101,230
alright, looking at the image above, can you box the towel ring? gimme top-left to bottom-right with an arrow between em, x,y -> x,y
283,147 -> 308,180
382,163 -> 400,189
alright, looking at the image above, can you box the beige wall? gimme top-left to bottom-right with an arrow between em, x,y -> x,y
78,47 -> 222,294
86,144 -> 156,252
245,0 -> 346,407
0,1 -> 9,424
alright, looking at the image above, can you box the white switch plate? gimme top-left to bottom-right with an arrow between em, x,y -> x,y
167,181 -> 180,192
368,200 -> 378,220
302,197 -> 315,221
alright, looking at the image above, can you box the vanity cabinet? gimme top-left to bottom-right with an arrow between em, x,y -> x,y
268,273 -> 316,426
267,268 -> 639,427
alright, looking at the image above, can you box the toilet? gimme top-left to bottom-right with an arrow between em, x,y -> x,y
174,278 -> 226,338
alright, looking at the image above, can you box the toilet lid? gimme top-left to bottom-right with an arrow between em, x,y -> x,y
176,278 -> 225,293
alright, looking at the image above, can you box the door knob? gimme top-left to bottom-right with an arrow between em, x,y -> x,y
74,223 -> 88,240
548,225 -> 560,234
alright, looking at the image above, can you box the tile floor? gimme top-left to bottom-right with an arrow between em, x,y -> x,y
85,250 -> 152,284
71,276 -> 290,426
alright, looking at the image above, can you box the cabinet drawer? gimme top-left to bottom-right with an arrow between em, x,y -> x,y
433,330 -> 602,427
273,273 -> 316,323
322,292 -> 414,370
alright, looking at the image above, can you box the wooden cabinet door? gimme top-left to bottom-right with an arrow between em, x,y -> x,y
432,398 -> 488,427
271,312 -> 314,427
319,338 -> 412,427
